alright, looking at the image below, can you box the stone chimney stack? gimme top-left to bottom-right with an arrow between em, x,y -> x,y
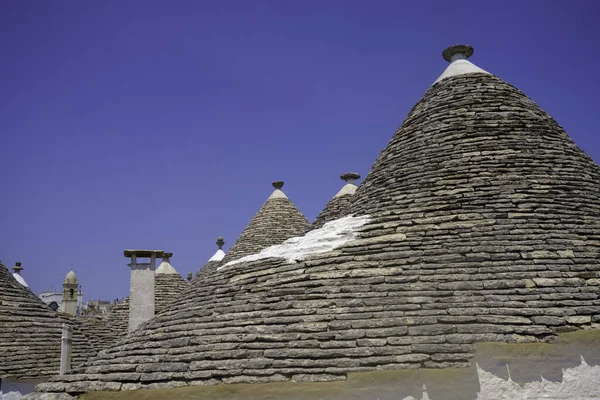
124,249 -> 164,332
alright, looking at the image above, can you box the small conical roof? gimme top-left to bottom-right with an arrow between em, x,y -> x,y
36,45 -> 600,395
191,237 -> 227,284
221,181 -> 310,263
155,253 -> 178,275
311,172 -> 361,229
0,262 -> 96,379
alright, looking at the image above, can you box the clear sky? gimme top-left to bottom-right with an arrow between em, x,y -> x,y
1,0 -> 599,301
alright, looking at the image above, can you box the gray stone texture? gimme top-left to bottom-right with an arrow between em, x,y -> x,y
0,262 -> 97,379
75,272 -> 188,351
311,193 -> 354,230
36,71 -> 600,394
222,196 -> 310,264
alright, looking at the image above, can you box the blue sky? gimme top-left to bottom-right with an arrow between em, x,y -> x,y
1,0 -> 599,300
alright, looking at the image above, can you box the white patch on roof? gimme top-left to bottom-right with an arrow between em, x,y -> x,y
434,56 -> 490,84
220,214 -> 370,269
155,260 -> 178,275
13,273 -> 29,287
209,249 -> 226,262
267,189 -> 288,200
334,183 -> 358,198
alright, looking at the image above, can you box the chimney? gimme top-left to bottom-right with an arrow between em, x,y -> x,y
124,249 -> 164,332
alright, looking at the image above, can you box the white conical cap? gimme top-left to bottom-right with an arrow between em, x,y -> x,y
434,44 -> 490,84
156,253 -> 178,275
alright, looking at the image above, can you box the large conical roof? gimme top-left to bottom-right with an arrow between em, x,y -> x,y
221,181 -> 310,263
311,172 -> 361,229
37,46 -> 600,395
0,262 -> 97,379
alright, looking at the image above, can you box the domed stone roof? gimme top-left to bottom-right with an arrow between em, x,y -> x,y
221,181 -> 310,264
64,269 -> 78,284
0,262 -> 96,379
37,45 -> 600,395
311,172 -> 361,229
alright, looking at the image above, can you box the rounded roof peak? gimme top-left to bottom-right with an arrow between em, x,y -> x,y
64,269 -> 78,284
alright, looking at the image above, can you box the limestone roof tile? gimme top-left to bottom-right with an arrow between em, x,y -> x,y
37,45 -> 600,394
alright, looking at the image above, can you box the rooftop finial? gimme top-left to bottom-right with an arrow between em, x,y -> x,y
272,181 -> 284,190
12,262 -> 23,274
187,272 -> 193,282
216,237 -> 225,249
340,172 -> 361,184
442,44 -> 474,62
162,252 -> 173,260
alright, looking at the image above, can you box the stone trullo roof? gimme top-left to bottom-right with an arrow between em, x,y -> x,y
0,262 -> 97,380
311,172 -> 361,229
38,45 -> 600,395
76,258 -> 188,351
221,181 -> 310,264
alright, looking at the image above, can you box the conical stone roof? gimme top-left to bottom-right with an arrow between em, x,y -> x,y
311,172 -> 361,229
37,45 -> 600,395
0,262 -> 97,379
221,181 -> 310,264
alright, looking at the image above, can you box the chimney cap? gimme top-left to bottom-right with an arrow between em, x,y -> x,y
124,249 -> 165,258
272,181 -> 284,190
442,44 -> 474,62
340,172 -> 361,182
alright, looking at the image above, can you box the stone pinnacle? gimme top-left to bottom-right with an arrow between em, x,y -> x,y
272,181 -> 284,190
340,172 -> 361,183
442,44 -> 474,62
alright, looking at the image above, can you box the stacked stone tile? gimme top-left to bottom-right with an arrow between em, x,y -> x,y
37,45 -> 600,395
76,265 -> 188,351
0,262 -> 97,379
311,173 -> 361,229
221,181 -> 310,264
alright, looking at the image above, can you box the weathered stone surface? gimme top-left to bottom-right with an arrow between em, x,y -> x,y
0,263 -> 97,380
22,393 -> 76,400
33,56 -> 600,395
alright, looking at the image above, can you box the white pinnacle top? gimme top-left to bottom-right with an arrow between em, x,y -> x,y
433,53 -> 490,84
208,248 -> 226,262
267,188 -> 288,200
13,273 -> 29,287
155,259 -> 178,274
334,183 -> 358,198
